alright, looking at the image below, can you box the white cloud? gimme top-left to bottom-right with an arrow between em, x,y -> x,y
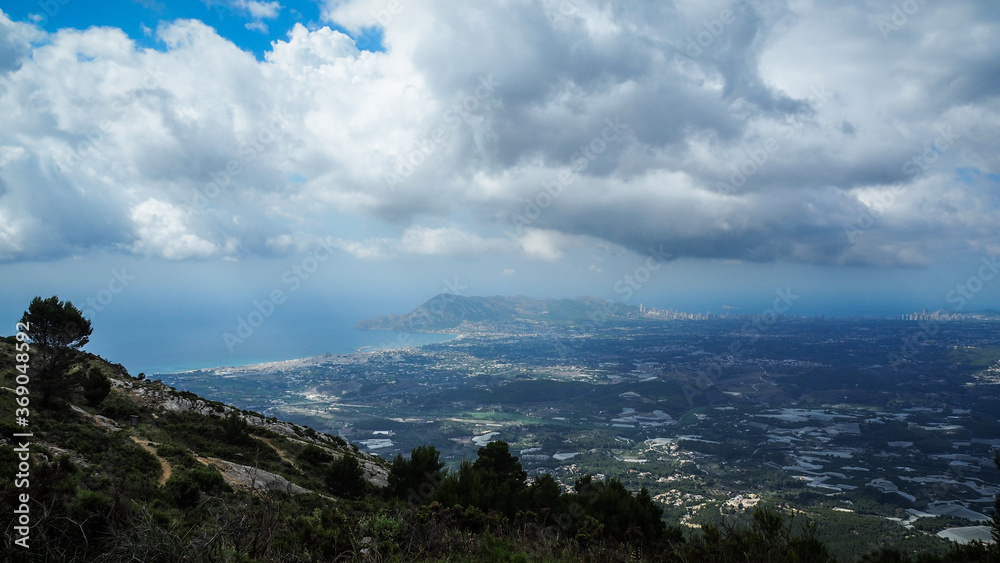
517,228 -> 580,262
129,199 -> 220,260
0,2 -> 998,268
245,21 -> 269,33
264,23 -> 359,70
265,233 -> 295,253
398,226 -> 507,258
332,225 -> 513,260
328,237 -> 389,261
0,207 -> 22,259
226,0 -> 282,32
241,0 -> 281,20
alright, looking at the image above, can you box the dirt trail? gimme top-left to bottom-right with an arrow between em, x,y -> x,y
255,436 -> 297,468
131,437 -> 172,485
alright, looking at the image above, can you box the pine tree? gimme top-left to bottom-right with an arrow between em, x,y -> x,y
20,296 -> 93,407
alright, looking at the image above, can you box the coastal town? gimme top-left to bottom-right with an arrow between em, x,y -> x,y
158,305 -> 1000,557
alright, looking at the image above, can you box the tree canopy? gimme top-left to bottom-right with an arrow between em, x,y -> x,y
19,295 -> 93,407
20,295 -> 92,352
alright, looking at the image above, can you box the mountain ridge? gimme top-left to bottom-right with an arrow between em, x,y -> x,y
357,294 -> 639,331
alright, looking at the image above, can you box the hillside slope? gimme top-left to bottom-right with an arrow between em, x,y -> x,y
0,338 -> 388,560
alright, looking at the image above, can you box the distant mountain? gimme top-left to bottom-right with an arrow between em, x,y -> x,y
358,294 -> 639,331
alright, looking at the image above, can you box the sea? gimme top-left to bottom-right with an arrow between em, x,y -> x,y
85,319 -> 455,376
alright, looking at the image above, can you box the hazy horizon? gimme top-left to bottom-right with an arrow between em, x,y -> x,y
9,285 -> 995,377
1,0 -> 998,366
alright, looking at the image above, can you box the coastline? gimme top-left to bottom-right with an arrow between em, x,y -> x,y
140,329 -> 461,376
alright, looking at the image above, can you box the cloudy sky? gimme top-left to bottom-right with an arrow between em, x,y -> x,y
1,0 -> 999,368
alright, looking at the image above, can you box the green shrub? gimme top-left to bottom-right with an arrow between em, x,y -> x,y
162,467 -> 231,508
370,513 -> 402,543
82,367 -> 112,406
326,454 -> 366,499
387,444 -> 445,503
119,442 -> 163,479
222,410 -> 252,444
298,444 -> 333,465
155,443 -> 198,468
97,392 -> 140,420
